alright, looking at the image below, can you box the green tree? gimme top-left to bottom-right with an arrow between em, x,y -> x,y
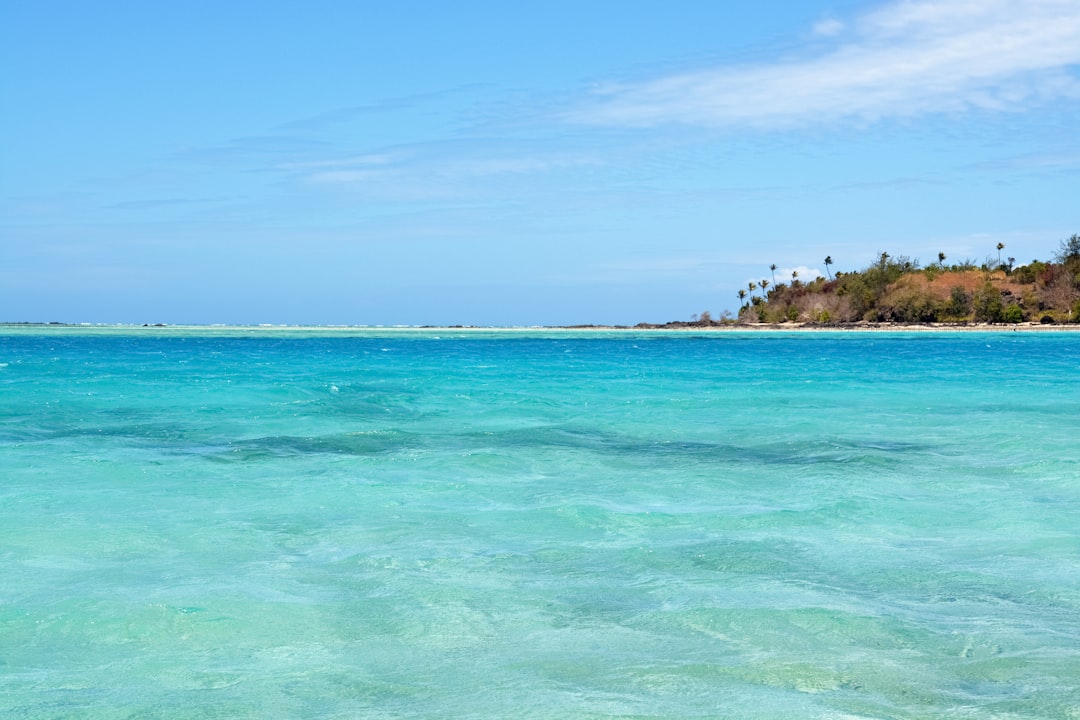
1055,234 -> 1080,264
1014,260 -> 1048,285
947,286 -> 970,318
824,256 -> 833,279
973,283 -> 1004,323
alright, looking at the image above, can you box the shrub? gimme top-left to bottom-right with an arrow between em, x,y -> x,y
879,289 -> 941,322
1003,304 -> 1024,323
947,286 -> 971,318
973,283 -> 1004,322
835,275 -> 877,318
1014,260 -> 1049,285
794,292 -> 852,324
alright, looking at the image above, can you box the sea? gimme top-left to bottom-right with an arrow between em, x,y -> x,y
2,326 -> 1078,719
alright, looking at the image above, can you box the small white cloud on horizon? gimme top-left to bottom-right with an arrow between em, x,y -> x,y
748,266 -> 825,288
787,265 -> 824,282
571,0 -> 1080,128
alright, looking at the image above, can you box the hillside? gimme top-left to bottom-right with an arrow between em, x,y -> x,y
733,235 -> 1080,325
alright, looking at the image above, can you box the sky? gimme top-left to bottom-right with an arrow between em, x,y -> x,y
2,0 -> 1079,326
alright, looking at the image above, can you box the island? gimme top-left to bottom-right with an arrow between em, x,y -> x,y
641,233 -> 1080,329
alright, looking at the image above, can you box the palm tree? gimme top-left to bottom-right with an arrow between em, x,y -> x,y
737,289 -> 747,308
938,252 -> 946,268
760,279 -> 770,296
824,256 -> 833,280
769,263 -> 777,287
791,270 -> 799,287
748,281 -> 757,298
996,242 -> 1005,266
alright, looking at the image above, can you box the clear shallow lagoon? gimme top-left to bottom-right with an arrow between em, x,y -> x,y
2,328 -> 1078,719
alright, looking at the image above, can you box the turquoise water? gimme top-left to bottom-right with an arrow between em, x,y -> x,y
2,328 -> 1078,719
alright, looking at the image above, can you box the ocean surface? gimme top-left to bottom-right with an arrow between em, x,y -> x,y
2,327 -> 1078,719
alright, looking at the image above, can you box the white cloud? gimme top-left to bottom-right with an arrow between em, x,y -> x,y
750,266 -> 824,288
307,169 -> 388,184
813,18 -> 845,37
967,150 -> 1080,172
572,0 -> 1080,128
782,266 -> 824,282
299,148 -> 599,186
449,156 -> 599,177
279,154 -> 397,171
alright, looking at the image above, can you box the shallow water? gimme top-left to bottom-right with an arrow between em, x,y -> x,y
2,329 -> 1078,718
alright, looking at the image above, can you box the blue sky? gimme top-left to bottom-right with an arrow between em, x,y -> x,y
2,0 -> 1079,325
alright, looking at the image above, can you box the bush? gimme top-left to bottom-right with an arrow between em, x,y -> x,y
973,283 -> 1004,322
1003,304 -> 1024,323
880,289 -> 942,322
1072,298 -> 1080,323
1014,260 -> 1049,285
947,286 -> 971,318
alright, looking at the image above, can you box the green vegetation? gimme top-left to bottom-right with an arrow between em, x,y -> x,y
735,234 -> 1080,325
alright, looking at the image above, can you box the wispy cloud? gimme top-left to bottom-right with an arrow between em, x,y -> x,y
571,0 -> 1080,128
278,154 -> 398,171
293,143 -> 601,189
272,85 -> 489,133
812,18 -> 846,37
171,135 -> 332,167
965,149 -> 1080,173
108,196 -> 239,211
543,253 -> 724,287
